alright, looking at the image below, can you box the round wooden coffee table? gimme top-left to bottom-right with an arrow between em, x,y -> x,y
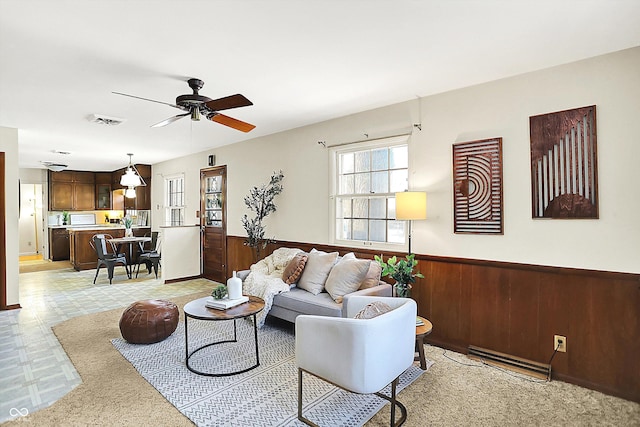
415,316 -> 433,370
183,295 -> 265,377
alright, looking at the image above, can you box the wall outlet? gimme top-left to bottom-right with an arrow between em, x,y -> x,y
554,335 -> 567,352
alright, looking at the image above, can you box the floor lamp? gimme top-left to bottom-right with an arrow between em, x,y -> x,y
395,191 -> 427,255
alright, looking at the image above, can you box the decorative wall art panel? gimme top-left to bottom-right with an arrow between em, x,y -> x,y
530,105 -> 598,219
453,138 -> 503,234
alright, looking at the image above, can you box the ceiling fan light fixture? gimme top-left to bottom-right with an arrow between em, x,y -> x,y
191,107 -> 201,121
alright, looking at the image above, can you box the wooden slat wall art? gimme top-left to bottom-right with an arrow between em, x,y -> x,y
530,105 -> 598,218
452,138 -> 503,234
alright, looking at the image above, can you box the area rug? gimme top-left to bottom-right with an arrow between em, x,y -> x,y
112,319 -> 426,427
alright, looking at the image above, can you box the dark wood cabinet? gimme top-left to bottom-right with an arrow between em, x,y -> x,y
95,172 -> 112,210
49,228 -> 70,261
74,183 -> 95,210
50,182 -> 73,211
49,170 -> 96,211
69,227 -> 151,271
49,166 -> 150,212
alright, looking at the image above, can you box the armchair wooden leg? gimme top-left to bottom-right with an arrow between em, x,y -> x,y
374,376 -> 407,427
298,368 -> 319,427
299,369 -> 407,427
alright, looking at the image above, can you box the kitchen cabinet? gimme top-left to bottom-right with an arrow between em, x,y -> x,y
49,170 -> 96,211
69,227 -> 150,271
49,228 -> 70,261
95,172 -> 112,210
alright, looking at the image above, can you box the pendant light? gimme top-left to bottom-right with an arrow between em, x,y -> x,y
120,153 -> 146,198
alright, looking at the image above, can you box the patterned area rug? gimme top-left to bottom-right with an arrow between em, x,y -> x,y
112,319 -> 425,427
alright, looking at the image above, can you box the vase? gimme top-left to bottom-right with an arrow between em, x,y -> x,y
227,271 -> 243,300
125,228 -> 133,237
394,283 -> 411,298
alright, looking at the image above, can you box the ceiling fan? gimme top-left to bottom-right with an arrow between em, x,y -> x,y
113,78 -> 255,132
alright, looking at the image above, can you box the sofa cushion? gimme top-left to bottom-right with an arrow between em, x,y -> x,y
359,261 -> 383,290
325,258 -> 372,303
297,251 -> 339,295
354,301 -> 393,319
273,287 -> 342,317
282,252 -> 308,285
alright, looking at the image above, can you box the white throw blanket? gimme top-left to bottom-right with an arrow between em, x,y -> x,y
243,247 -> 302,327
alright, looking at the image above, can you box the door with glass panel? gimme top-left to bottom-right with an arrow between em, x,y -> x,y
200,166 -> 226,283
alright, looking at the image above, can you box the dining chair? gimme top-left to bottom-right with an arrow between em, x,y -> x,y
136,234 -> 161,279
90,234 -> 130,284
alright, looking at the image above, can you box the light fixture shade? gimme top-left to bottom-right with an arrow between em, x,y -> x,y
125,187 -> 137,198
121,168 -> 142,187
395,191 -> 427,220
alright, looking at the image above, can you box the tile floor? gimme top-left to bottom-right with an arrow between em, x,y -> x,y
0,265 -> 214,423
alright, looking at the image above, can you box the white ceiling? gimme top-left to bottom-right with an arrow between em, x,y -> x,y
1,0 -> 639,172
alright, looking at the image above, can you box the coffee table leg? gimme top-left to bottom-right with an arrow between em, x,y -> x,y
253,314 -> 260,366
184,315 -> 189,364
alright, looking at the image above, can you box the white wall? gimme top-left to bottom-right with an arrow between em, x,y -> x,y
152,47 -> 639,274
1,126 -> 20,306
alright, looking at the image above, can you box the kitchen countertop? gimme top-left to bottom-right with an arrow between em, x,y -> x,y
49,225 -> 150,230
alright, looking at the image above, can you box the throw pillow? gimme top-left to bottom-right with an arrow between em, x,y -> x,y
297,251 -> 339,295
354,301 -> 393,319
325,258 -> 371,303
359,261 -> 383,289
282,252 -> 308,285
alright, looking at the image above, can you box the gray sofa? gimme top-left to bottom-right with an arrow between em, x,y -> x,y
237,271 -> 392,323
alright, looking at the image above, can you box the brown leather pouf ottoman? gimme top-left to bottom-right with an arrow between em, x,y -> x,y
119,299 -> 179,344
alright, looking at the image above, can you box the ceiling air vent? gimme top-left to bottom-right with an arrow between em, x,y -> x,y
88,114 -> 126,126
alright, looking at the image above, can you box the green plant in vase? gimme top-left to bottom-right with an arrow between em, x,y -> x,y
374,254 -> 424,298
211,284 -> 227,300
62,211 -> 70,225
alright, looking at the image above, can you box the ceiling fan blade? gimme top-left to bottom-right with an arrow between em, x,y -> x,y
205,94 -> 253,111
151,112 -> 189,128
112,92 -> 183,110
210,113 -> 256,133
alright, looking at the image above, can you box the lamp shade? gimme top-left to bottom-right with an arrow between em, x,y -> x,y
120,167 -> 142,187
395,191 -> 427,220
125,187 -> 137,198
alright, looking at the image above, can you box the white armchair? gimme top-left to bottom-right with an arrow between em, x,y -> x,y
295,296 -> 417,426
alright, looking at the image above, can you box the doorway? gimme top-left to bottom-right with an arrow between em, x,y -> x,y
200,166 -> 227,283
19,183 -> 45,257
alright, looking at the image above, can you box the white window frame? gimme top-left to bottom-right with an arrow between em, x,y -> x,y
164,173 -> 185,226
329,135 -> 410,251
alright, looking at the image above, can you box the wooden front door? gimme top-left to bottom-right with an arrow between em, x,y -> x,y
200,166 -> 227,283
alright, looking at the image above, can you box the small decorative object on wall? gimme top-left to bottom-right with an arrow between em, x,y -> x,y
242,171 -> 285,262
530,105 -> 598,219
452,138 -> 503,234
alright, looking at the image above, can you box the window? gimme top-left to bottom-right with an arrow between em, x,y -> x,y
331,137 -> 409,247
165,174 -> 184,226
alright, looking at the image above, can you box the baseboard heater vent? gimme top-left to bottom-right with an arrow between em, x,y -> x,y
467,345 -> 551,381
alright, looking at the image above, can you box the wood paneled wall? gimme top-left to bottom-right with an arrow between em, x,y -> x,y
226,235 -> 639,403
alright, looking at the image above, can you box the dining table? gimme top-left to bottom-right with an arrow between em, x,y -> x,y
107,236 -> 152,267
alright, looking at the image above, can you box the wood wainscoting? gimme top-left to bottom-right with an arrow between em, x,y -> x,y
225,235 -> 639,403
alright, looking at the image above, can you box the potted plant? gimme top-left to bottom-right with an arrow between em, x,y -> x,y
241,171 -> 284,262
122,215 -> 133,237
61,211 -> 70,225
374,254 -> 424,298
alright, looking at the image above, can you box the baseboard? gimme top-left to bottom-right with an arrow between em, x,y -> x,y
1,304 -> 22,311
164,275 -> 202,284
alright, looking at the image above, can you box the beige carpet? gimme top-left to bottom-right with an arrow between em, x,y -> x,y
4,292 -> 639,427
